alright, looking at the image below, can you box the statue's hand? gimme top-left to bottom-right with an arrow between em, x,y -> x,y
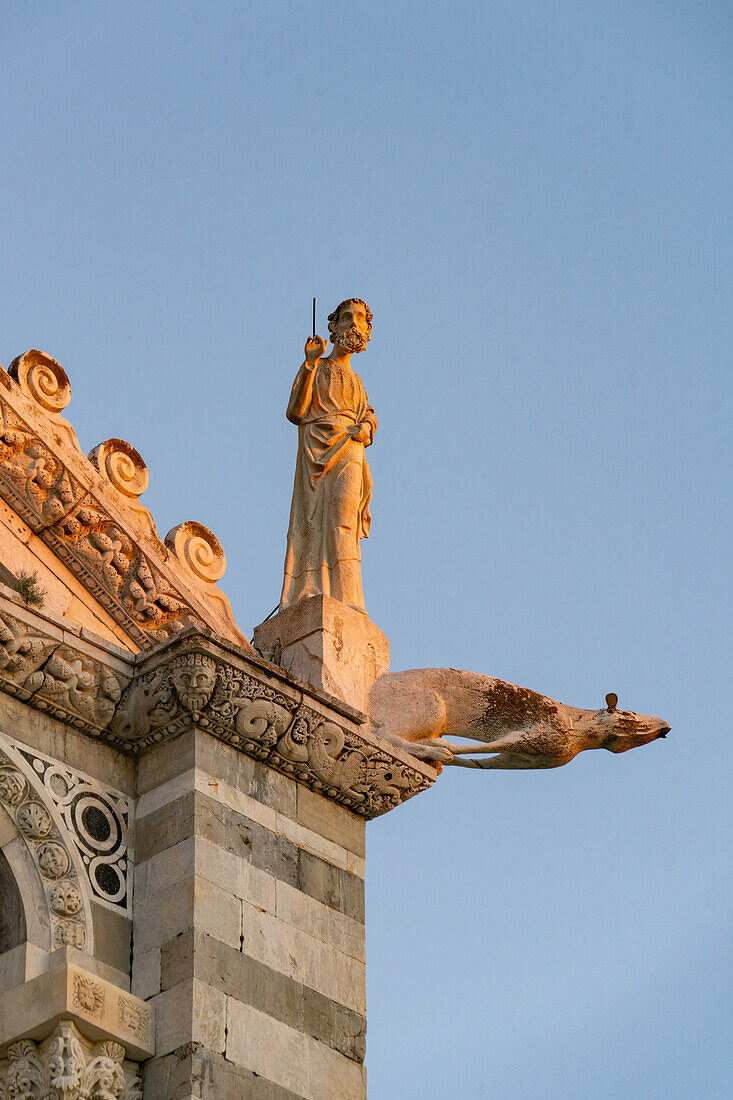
351,423 -> 372,444
304,335 -> 327,365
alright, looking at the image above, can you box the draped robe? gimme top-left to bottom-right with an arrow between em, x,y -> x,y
280,356 -> 377,611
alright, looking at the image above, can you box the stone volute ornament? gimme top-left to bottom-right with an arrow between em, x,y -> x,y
281,299 -> 377,612
8,350 -> 71,415
88,440 -> 149,500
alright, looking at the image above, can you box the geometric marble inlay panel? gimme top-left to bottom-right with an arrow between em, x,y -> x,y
10,740 -> 132,915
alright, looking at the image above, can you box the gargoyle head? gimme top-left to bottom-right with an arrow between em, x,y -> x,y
595,692 -> 670,753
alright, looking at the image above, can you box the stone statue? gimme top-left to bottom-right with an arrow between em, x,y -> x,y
280,299 -> 378,612
368,669 -> 669,768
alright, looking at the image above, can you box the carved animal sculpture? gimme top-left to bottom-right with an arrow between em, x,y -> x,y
368,669 -> 669,770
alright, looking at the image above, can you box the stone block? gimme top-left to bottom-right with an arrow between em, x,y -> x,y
159,931 -> 366,1062
134,878 -> 195,955
90,902 -> 132,976
253,593 -> 389,713
194,835 -> 276,914
135,790 -> 198,864
143,1043 -> 303,1100
134,875 -> 241,955
274,878 -> 365,963
134,837 -> 195,899
46,945 -> 130,991
240,900 -> 366,1015
151,978 -> 226,1058
274,805 -> 365,878
195,730 -> 297,817
132,946 -> 161,1001
297,849 -> 365,924
137,730 -> 197,795
195,876 -> 242,950
226,999 -> 367,1100
296,784 -> 366,858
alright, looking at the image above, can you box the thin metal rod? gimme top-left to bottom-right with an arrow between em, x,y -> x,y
312,297 -> 316,338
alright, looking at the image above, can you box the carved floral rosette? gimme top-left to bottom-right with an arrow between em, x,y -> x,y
0,739 -> 93,951
0,1021 -> 142,1100
109,641 -> 434,819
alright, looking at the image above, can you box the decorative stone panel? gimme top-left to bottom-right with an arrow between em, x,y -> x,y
8,739 -> 132,915
0,736 -> 94,952
0,963 -> 154,1065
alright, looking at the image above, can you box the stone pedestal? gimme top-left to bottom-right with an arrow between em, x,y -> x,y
253,595 -> 390,714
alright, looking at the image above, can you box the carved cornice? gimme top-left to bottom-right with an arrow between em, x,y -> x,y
108,630 -> 435,818
0,352 -> 251,651
0,590 -> 435,819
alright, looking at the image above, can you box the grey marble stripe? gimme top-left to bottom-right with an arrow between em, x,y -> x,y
136,789 -> 365,923
143,1042 -> 305,1100
161,930 -> 366,1063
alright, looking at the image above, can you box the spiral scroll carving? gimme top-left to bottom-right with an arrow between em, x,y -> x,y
88,439 -> 149,499
8,350 -> 71,413
165,521 -> 226,583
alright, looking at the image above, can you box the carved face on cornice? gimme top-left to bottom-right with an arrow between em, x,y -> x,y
169,653 -> 217,714
328,299 -> 372,355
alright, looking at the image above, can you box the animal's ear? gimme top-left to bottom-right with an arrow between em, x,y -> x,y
605,692 -> 618,712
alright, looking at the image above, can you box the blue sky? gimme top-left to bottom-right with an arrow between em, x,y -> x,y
3,2 -> 731,1095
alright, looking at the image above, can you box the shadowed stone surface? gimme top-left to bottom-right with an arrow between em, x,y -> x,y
0,848 -> 25,953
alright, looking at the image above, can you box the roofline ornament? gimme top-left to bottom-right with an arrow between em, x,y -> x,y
0,352 -> 249,651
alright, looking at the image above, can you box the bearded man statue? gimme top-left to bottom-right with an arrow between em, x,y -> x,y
280,298 -> 377,612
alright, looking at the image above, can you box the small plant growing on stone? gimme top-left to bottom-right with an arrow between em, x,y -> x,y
16,570 -> 45,608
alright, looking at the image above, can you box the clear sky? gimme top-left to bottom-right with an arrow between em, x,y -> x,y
3,2 -> 731,1096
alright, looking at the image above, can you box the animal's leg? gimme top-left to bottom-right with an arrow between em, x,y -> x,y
447,752 -> 561,770
445,738 -> 520,755
388,735 -> 455,763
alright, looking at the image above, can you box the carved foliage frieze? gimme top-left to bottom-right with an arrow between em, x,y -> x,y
0,1021 -> 142,1100
0,609 -> 128,735
109,647 -> 433,818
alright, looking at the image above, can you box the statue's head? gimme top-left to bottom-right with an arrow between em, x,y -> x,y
328,299 -> 373,354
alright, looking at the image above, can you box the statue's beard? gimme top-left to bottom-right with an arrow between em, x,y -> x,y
337,328 -> 367,353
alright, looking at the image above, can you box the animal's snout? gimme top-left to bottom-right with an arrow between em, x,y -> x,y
658,726 -> 670,738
